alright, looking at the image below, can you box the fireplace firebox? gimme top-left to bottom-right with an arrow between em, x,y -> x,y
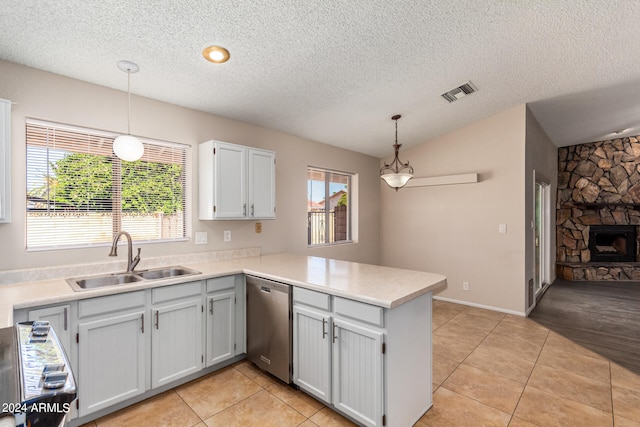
588,225 -> 637,262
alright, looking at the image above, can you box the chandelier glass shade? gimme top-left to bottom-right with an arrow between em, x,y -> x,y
380,115 -> 413,191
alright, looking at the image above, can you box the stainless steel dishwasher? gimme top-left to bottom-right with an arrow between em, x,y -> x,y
246,275 -> 292,383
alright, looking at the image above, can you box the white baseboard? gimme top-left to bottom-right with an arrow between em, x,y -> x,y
433,295 -> 527,317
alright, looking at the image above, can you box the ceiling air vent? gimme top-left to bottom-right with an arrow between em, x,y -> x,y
441,81 -> 477,103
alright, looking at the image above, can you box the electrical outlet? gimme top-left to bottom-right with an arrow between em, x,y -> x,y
224,230 -> 231,242
463,281 -> 470,291
499,224 -> 507,234
255,222 -> 262,233
195,231 -> 208,245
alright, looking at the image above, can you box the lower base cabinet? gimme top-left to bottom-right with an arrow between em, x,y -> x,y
77,292 -> 147,417
69,275 -> 245,420
293,288 -> 386,427
332,318 -> 384,426
27,304 -> 72,356
151,282 -> 203,388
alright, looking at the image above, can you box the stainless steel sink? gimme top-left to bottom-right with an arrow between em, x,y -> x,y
136,266 -> 200,280
69,273 -> 143,290
67,265 -> 201,291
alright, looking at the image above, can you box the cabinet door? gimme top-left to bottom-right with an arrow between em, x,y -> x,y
28,304 -> 71,355
293,305 -> 331,404
77,310 -> 146,417
248,149 -> 275,219
215,142 -> 247,218
0,99 -> 9,223
151,298 -> 203,388
332,318 -> 384,427
205,290 -> 235,366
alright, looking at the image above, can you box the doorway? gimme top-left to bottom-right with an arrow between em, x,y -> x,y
534,174 -> 551,299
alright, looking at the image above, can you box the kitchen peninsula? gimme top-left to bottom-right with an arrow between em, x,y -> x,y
1,252 -> 446,427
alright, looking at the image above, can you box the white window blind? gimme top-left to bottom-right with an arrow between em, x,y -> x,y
307,167 -> 352,246
26,119 -> 188,250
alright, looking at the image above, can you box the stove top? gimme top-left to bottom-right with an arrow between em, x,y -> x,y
0,326 -> 18,419
0,322 -> 76,426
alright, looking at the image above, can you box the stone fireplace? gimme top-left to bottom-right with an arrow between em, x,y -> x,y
557,135 -> 640,280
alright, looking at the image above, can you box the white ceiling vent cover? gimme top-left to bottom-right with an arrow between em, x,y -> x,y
441,81 -> 477,103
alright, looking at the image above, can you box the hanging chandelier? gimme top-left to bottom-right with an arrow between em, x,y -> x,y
380,114 -> 413,191
112,60 -> 144,162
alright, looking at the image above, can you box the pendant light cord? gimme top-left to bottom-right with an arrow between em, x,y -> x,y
126,70 -> 131,135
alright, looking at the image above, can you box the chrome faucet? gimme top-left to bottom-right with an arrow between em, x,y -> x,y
109,231 -> 141,273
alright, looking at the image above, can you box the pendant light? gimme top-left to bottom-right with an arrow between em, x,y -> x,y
380,115 -> 413,191
113,60 -> 144,162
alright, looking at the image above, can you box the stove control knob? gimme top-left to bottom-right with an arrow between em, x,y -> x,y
43,371 -> 68,389
31,320 -> 50,337
43,362 -> 65,373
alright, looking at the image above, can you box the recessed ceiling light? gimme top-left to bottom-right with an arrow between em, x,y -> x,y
202,45 -> 230,64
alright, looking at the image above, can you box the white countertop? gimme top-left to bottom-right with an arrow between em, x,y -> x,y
0,253 -> 446,328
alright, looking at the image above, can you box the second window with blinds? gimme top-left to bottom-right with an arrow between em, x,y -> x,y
26,119 -> 188,250
307,167 -> 353,246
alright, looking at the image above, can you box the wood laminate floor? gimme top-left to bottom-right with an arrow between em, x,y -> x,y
529,278 -> 640,374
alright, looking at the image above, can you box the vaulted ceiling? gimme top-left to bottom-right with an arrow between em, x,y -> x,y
1,1 -> 639,158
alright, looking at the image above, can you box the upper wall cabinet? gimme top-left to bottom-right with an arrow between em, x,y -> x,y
0,98 -> 10,223
199,140 -> 275,220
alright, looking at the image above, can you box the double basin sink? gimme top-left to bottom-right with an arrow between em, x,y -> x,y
67,266 -> 201,291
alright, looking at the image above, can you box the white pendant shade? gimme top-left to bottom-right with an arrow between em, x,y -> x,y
114,60 -> 144,162
113,134 -> 144,161
381,173 -> 413,189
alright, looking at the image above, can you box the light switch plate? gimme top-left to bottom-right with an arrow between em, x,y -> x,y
224,230 -> 231,242
195,231 -> 207,245
499,224 -> 507,234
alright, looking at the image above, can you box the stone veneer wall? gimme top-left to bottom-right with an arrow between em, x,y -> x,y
557,135 -> 640,280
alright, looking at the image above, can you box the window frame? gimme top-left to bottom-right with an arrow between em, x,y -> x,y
25,118 -> 190,251
307,166 -> 353,247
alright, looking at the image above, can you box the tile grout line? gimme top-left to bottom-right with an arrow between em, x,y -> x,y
506,326 -> 551,427
435,307 -> 524,420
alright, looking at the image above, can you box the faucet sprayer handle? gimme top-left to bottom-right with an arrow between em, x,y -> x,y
130,247 -> 142,271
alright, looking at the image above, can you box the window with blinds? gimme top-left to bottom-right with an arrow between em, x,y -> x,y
307,167 -> 352,246
26,119 -> 188,250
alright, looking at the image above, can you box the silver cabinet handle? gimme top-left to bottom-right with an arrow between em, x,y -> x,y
332,323 -> 337,343
155,310 -> 159,329
243,203 -> 247,216
209,299 -> 213,315
322,318 -> 327,339
63,307 -> 68,331
251,204 -> 255,216
140,313 -> 144,333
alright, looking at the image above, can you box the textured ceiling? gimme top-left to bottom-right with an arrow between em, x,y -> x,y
1,1 -> 640,158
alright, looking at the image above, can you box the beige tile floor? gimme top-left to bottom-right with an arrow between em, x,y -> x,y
80,300 -> 640,427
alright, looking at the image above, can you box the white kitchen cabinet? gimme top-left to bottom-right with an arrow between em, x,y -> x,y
332,318 -> 384,427
151,282 -> 203,388
293,288 -> 386,427
199,140 -> 275,220
28,304 -> 72,356
205,290 -> 235,365
0,98 -> 10,223
76,292 -> 147,417
292,304 -> 332,404
248,148 -> 276,218
205,276 -> 242,366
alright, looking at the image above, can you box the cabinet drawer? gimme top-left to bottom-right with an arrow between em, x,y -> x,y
152,281 -> 202,304
334,297 -> 384,327
293,287 -> 330,311
78,291 -> 145,318
206,276 -> 237,293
